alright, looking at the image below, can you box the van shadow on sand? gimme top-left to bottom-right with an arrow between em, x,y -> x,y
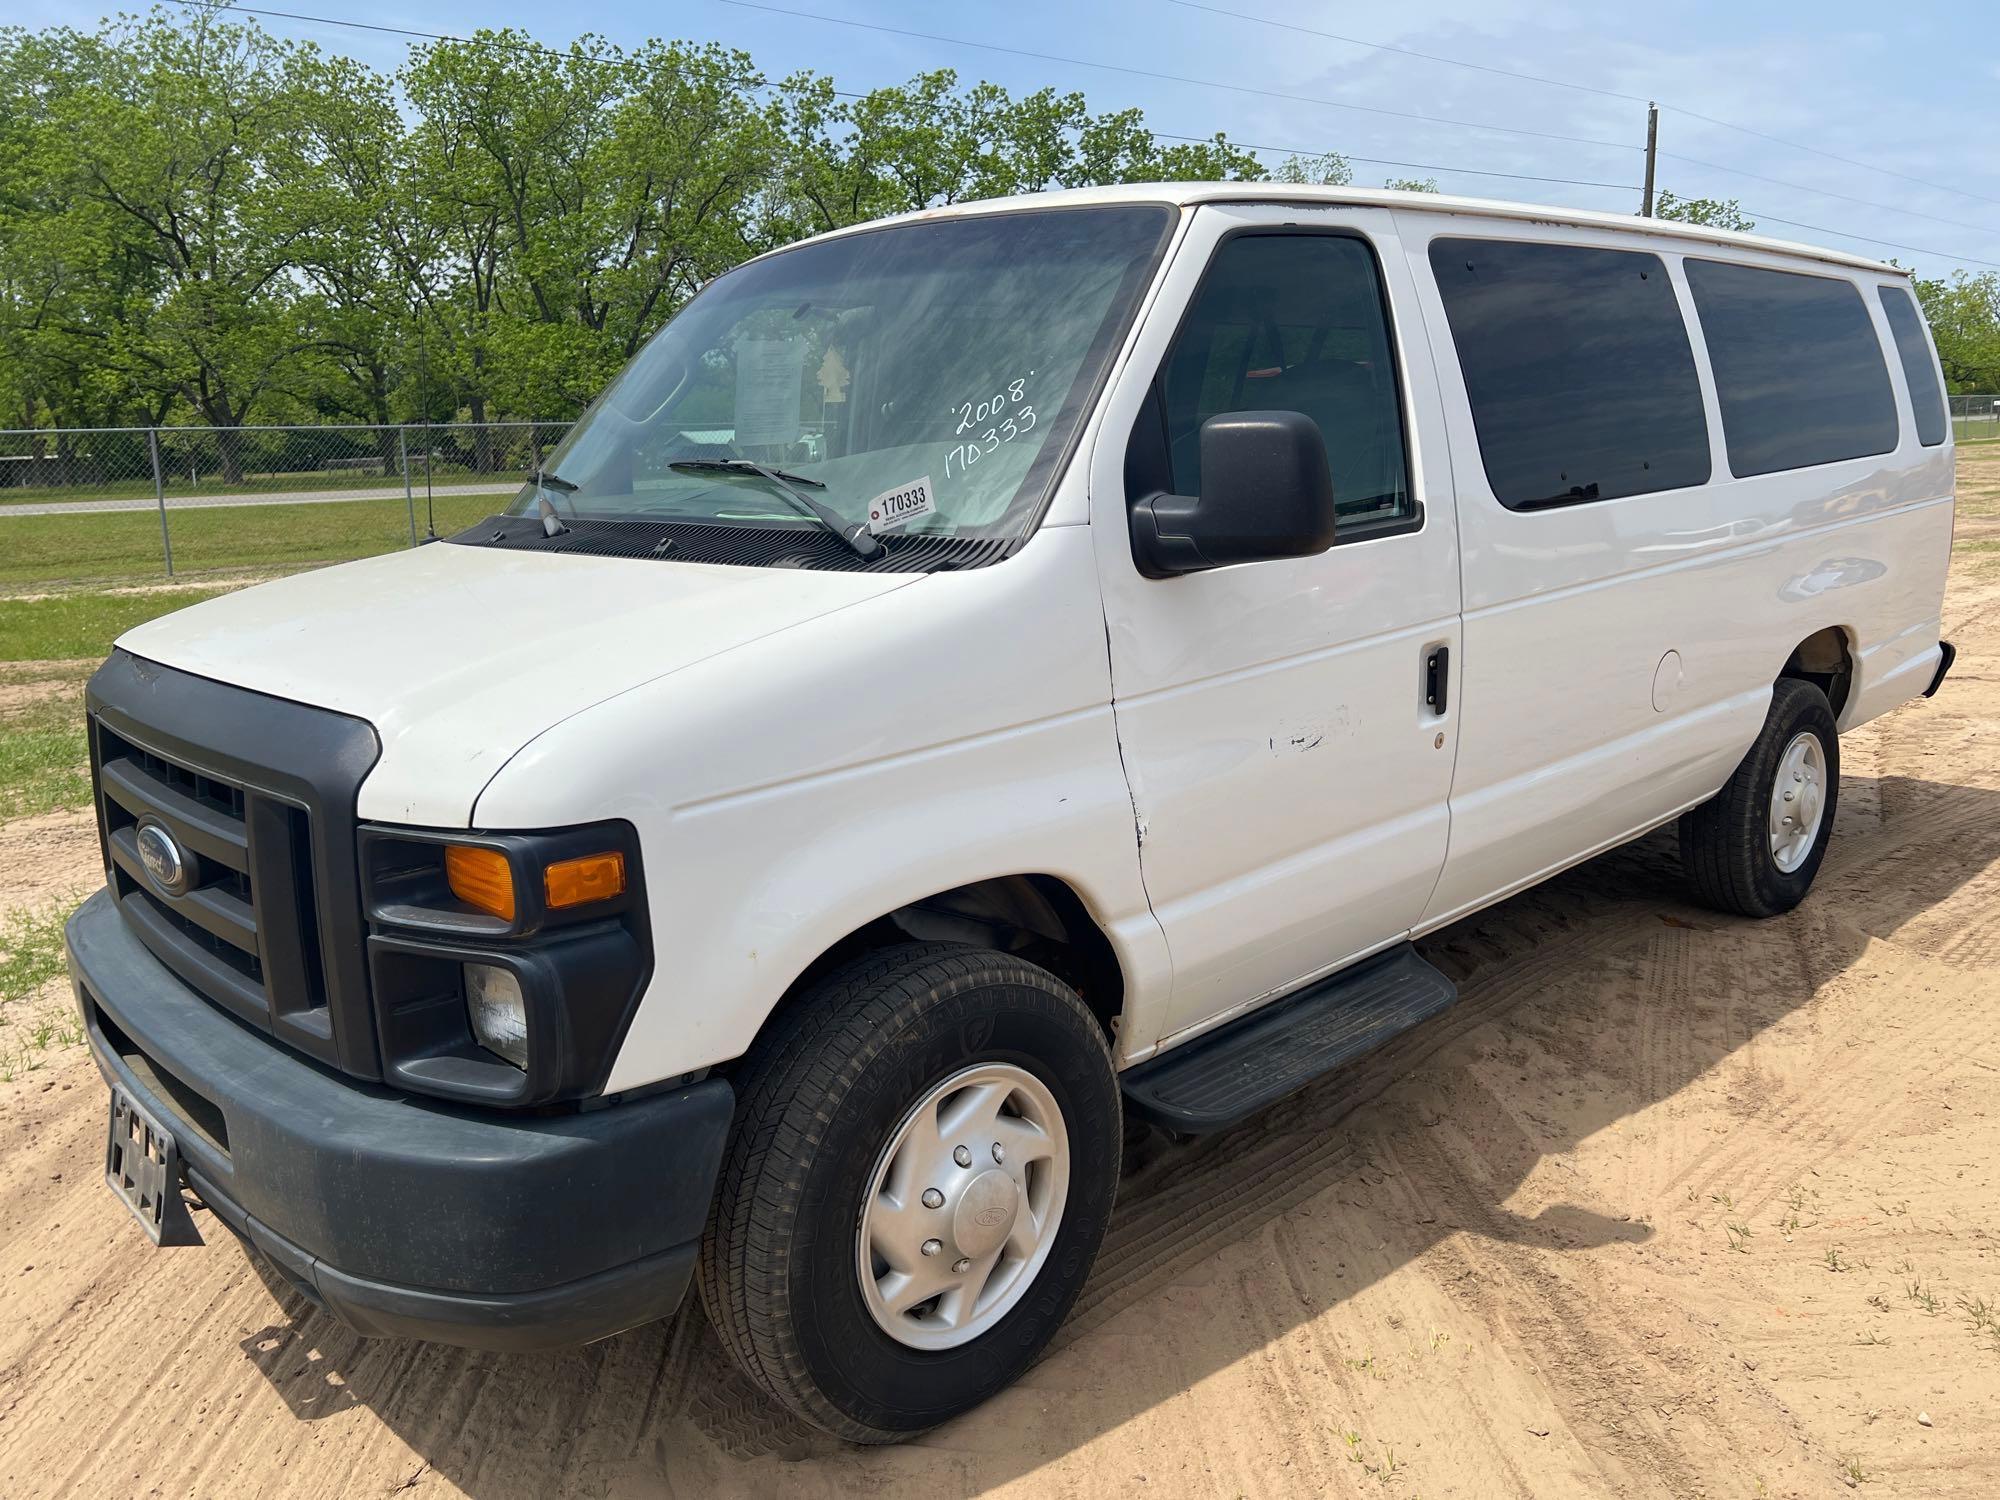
230,770 -> 1998,1496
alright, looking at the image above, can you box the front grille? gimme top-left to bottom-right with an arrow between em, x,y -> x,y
95,723 -> 333,1057
87,650 -> 383,1079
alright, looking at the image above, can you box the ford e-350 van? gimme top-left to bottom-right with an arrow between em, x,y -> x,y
68,184 -> 1954,1441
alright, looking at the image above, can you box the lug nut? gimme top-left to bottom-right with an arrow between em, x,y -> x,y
952,1257 -> 972,1273
921,1238 -> 943,1257
991,1142 -> 1006,1165
953,1145 -> 972,1168
922,1188 -> 945,1209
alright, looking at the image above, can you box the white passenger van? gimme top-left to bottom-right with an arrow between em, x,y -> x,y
70,184 -> 1955,1441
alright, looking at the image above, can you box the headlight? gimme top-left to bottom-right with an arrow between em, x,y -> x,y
464,962 -> 529,1068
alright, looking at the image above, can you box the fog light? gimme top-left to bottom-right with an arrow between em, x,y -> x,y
464,963 -> 528,1068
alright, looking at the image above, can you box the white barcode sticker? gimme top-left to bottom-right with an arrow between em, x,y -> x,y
866,475 -> 936,535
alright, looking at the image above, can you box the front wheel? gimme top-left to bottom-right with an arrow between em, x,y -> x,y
1679,677 -> 1840,917
698,943 -> 1120,1442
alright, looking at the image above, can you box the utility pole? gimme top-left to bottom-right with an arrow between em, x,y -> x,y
1641,101 -> 1659,217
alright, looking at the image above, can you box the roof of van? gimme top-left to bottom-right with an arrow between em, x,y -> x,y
795,183 -> 1905,277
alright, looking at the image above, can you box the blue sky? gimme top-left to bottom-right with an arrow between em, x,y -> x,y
20,0 -> 2000,279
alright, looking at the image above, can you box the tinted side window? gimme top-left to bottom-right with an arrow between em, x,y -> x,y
1428,238 -> 1709,509
1685,260 -> 1898,475
1878,285 -> 1947,447
1159,233 -> 1412,530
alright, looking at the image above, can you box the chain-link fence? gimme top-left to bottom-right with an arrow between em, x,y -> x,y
1,422 -> 570,591
5,402 -> 1996,593
1951,395 -> 2000,444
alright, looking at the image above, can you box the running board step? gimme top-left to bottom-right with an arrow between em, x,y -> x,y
1119,944 -> 1458,1135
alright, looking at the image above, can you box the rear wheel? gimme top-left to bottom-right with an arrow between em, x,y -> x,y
699,943 -> 1120,1442
1680,677 -> 1840,917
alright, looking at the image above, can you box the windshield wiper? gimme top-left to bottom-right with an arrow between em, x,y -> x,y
668,459 -> 881,561
531,466 -> 577,536
669,458 -> 826,488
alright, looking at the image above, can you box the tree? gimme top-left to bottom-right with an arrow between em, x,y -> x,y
1072,112 -> 1262,186
28,12 -> 354,477
1911,270 -> 2000,392
1383,176 -> 1440,193
400,32 -> 778,456
0,13 -> 1308,437
275,50 -> 416,466
401,31 -> 623,462
1652,191 -> 1755,232
601,40 -> 780,358
768,71 -> 1263,239
0,22 -> 177,486
1270,151 -> 1353,186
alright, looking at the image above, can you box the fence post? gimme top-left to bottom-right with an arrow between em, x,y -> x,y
148,427 -> 174,577
398,425 -> 417,545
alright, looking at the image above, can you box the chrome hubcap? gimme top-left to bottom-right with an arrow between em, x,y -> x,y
856,1063 -> 1069,1350
1768,730 -> 1828,873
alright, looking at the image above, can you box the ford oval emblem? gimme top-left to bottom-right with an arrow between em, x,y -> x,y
136,823 -> 190,896
974,1204 -> 1009,1228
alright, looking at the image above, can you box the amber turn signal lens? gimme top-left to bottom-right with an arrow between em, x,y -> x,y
445,845 -> 516,921
544,851 -> 626,909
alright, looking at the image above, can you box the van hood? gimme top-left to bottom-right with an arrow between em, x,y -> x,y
116,541 -> 920,826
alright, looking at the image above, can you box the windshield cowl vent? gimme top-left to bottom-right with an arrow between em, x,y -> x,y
447,515 -> 1015,573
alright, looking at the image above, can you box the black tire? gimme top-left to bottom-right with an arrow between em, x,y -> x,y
1679,677 -> 1840,917
698,943 -> 1121,1443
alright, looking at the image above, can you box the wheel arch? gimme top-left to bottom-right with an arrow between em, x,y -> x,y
1779,624 -> 1855,719
731,874 -> 1130,1073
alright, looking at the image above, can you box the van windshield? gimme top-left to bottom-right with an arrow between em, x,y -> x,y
511,205 -> 1175,559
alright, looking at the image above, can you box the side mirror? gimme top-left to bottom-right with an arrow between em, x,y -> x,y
1128,410 -> 1339,577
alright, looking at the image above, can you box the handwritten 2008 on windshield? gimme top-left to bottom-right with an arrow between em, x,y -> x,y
945,376 -> 1035,478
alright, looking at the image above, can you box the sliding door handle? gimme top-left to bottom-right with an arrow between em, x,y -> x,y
1424,645 -> 1450,716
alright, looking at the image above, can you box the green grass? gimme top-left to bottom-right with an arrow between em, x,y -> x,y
0,493 -> 503,590
0,587 -> 244,820
0,587 -> 230,661
0,688 -> 91,820
0,902 -> 71,1011
0,900 -> 85,1082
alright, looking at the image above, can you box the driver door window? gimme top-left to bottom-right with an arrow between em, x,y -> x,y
1153,232 -> 1414,533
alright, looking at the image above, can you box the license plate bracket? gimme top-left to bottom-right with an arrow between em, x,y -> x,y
105,1087 -> 203,1247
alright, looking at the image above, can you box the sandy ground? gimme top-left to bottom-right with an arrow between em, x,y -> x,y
2,522 -> 1999,1497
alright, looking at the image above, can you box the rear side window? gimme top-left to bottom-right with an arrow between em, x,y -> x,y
1428,238 -> 1709,510
1685,260 -> 1898,475
1878,285 -> 1947,447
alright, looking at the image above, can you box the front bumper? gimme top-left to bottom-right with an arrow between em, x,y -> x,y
66,887 -> 733,1352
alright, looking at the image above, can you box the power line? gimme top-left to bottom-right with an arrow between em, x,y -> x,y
713,0 -> 1642,153
1666,106 -> 2000,212
1661,150 -> 2000,241
1736,209 -> 2000,271
164,0 -> 2000,271
1159,0 -> 2000,218
1149,133 -> 1640,192
178,3 -> 624,68
1163,0 -> 1645,104
168,2 -> 872,95
176,0 -> 1631,192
